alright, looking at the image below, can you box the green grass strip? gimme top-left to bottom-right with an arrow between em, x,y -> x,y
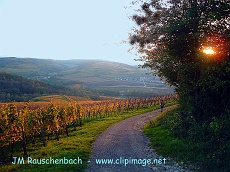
143,109 -> 202,171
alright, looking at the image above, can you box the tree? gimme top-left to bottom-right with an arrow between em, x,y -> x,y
130,0 -> 230,121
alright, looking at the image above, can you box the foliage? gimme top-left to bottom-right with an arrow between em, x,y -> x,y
0,96 -> 177,172
130,0 -> 230,121
0,95 -> 176,164
145,108 -> 230,171
0,72 -> 62,101
0,72 -> 102,102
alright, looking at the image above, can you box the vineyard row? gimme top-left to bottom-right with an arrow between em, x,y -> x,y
0,94 -> 178,163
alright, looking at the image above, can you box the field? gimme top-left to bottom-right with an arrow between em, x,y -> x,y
0,95 -> 178,172
30,95 -> 90,103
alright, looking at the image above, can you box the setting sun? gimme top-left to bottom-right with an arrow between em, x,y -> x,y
202,47 -> 216,55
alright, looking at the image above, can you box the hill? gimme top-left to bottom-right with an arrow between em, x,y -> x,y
50,60 -> 152,87
0,72 -> 97,102
0,72 -> 64,101
0,57 -> 174,97
0,57 -> 149,85
0,57 -> 67,78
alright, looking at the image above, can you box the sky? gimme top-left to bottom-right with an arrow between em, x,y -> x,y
0,0 -> 142,65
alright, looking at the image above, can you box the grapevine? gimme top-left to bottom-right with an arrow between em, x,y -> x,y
0,94 -> 178,163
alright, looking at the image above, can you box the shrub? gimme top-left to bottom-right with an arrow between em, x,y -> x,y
155,108 -> 230,171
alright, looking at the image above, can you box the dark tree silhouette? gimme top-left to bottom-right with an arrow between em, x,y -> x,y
130,0 -> 230,121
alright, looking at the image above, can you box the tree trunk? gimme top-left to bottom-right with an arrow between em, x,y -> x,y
22,130 -> 28,158
79,117 -> 82,127
1,147 -> 4,158
10,140 -> 15,162
33,131 -> 36,145
65,124 -> 69,136
40,124 -> 46,147
55,130 -> 59,141
73,120 -> 77,131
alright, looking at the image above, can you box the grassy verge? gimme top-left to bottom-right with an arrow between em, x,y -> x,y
143,108 -> 230,172
143,110 -> 197,168
1,101 -> 177,172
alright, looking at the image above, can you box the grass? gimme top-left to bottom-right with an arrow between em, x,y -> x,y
61,95 -> 71,102
143,108 -> 230,172
1,101 -> 177,172
144,125 -> 195,165
143,111 -> 199,171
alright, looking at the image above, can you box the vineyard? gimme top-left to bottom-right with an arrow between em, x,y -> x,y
0,94 -> 178,164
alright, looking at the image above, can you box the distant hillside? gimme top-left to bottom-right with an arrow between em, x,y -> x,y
0,57 -> 142,79
0,57 -> 67,78
0,57 -> 161,85
0,72 -> 64,101
51,60 -> 152,87
0,57 -> 174,97
0,72 -> 99,102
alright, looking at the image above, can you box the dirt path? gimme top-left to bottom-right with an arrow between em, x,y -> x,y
86,105 -> 193,172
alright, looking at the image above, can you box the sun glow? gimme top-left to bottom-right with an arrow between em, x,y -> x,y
202,47 -> 216,55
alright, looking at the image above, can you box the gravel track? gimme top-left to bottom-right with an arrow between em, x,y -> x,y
86,105 -> 194,172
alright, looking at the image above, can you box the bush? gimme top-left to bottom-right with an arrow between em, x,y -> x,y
155,108 -> 230,171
